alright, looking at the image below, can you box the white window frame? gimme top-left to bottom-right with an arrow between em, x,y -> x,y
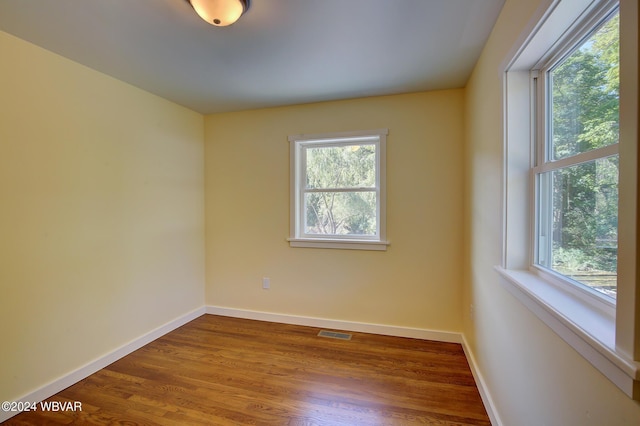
497,0 -> 640,399
288,129 -> 389,251
532,5 -> 620,308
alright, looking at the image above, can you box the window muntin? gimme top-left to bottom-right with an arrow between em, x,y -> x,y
535,9 -> 619,300
289,130 -> 387,249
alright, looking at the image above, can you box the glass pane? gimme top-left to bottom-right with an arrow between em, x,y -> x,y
539,156 -> 618,298
305,144 -> 376,189
304,191 -> 376,236
550,12 -> 619,160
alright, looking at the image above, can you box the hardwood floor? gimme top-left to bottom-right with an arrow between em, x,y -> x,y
5,315 -> 490,425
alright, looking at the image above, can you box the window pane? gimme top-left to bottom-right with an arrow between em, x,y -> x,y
550,13 -> 619,160
539,156 -> 618,298
305,144 -> 376,189
304,192 -> 376,236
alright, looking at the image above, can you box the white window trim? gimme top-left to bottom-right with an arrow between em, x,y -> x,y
288,129 -> 390,251
498,0 -> 640,399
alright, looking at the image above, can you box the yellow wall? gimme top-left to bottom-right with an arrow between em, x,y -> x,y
0,31 -> 205,401
205,91 -> 464,332
464,0 -> 640,424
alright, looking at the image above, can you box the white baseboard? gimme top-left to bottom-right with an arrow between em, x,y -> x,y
0,306 -> 206,423
206,305 -> 462,343
461,335 -> 502,426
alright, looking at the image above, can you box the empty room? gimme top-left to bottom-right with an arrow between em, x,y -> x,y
1,0 -> 639,424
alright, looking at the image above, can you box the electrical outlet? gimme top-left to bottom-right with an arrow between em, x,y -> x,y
262,277 -> 270,290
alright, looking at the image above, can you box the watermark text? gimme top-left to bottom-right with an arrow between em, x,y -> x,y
2,400 -> 82,412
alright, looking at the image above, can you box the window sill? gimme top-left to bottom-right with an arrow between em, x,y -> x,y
495,266 -> 640,399
287,238 -> 389,251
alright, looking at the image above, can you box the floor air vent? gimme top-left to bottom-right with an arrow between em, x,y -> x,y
317,330 -> 352,340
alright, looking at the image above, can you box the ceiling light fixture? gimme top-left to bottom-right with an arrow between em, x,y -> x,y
187,0 -> 250,27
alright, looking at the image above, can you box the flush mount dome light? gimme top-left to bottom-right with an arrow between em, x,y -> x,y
187,0 -> 250,27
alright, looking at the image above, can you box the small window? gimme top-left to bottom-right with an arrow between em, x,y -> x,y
533,9 -> 619,301
288,129 -> 388,250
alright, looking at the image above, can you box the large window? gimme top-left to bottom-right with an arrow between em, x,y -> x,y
499,0 -> 639,399
288,129 -> 388,250
534,9 -> 619,301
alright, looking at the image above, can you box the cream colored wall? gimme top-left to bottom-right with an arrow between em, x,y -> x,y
464,0 -> 640,424
0,31 -> 205,402
205,91 -> 464,332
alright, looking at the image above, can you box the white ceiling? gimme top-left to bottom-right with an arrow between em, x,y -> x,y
0,0 -> 505,114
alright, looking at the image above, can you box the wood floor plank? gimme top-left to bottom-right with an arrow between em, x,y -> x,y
5,315 -> 490,425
